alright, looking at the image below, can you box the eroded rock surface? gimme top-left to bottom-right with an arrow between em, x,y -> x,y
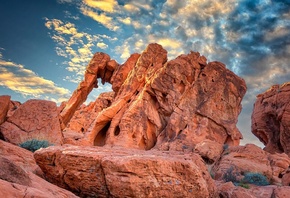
252,83 -> 290,155
34,145 -> 217,198
60,52 -> 113,127
0,99 -> 63,145
212,144 -> 290,186
0,140 -> 78,198
63,43 -> 247,156
0,95 -> 10,125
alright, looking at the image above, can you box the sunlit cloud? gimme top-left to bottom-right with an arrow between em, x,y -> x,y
97,42 -> 108,49
80,7 -> 119,31
0,53 -> 70,102
83,0 -> 118,13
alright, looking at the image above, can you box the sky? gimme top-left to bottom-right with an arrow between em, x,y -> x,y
0,0 -> 290,147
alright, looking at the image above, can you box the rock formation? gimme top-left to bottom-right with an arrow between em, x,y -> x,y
59,52 -> 115,128
34,145 -> 217,198
0,99 -> 63,145
62,43 -> 246,160
3,43 -> 290,197
212,144 -> 290,186
0,140 -> 78,198
0,95 -> 10,125
252,82 -> 290,155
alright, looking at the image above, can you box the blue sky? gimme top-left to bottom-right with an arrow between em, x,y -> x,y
0,0 -> 290,146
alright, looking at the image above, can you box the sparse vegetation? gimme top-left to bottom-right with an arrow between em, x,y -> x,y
223,167 -> 269,189
19,139 -> 53,152
242,172 -> 270,186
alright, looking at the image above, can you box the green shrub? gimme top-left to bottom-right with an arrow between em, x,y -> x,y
237,182 -> 250,189
242,172 -> 269,186
19,139 -> 52,152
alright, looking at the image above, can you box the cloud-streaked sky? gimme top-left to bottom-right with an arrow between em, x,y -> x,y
1,0 -> 290,146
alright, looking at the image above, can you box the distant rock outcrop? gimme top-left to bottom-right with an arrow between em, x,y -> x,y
34,145 -> 218,198
252,83 -> 290,155
62,43 -> 246,160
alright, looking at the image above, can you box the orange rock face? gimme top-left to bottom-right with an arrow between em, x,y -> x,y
62,44 -> 246,156
0,99 -> 63,145
212,144 -> 290,186
252,83 -> 290,155
0,140 -> 78,198
59,52 -> 112,127
34,145 -> 217,198
0,95 -> 10,125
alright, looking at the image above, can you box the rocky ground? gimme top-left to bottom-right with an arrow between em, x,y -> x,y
1,43 -> 290,197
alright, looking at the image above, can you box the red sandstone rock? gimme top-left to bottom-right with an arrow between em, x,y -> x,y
216,181 -> 290,198
60,52 -> 111,127
78,44 -> 246,157
212,144 -> 290,186
111,53 -> 140,93
0,140 -> 41,175
0,95 -> 10,125
64,92 -> 114,135
0,140 -> 78,198
7,100 -> 21,118
0,99 -> 63,145
252,82 -> 290,155
34,145 -> 218,198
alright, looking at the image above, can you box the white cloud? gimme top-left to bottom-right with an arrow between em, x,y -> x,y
97,42 -> 108,49
0,55 -> 70,102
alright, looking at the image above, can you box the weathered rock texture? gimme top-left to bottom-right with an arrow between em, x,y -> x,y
0,95 -> 10,125
0,99 -> 63,145
63,43 -> 246,157
212,144 -> 290,186
0,140 -> 78,198
34,145 -> 217,198
252,83 -> 290,155
217,181 -> 290,198
59,52 -> 115,128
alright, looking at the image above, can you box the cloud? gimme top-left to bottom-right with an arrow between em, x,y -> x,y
0,53 -> 70,102
45,18 -> 101,81
97,42 -> 108,49
80,7 -> 119,31
83,0 -> 117,13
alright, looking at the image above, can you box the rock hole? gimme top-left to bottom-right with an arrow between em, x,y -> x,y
81,127 -> 84,133
114,125 -> 120,136
94,122 -> 110,146
278,173 -> 283,178
201,73 -> 206,77
212,78 -> 214,82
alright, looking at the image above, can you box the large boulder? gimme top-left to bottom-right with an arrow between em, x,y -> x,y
0,140 -> 78,198
34,145 -> 218,198
0,99 -> 63,145
252,82 -> 290,155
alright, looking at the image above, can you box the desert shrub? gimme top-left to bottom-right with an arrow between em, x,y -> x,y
223,144 -> 229,150
223,166 -> 239,183
237,182 -> 250,189
19,139 -> 52,152
242,172 -> 269,186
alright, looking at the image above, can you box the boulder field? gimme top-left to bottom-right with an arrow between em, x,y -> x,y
1,43 -> 290,197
